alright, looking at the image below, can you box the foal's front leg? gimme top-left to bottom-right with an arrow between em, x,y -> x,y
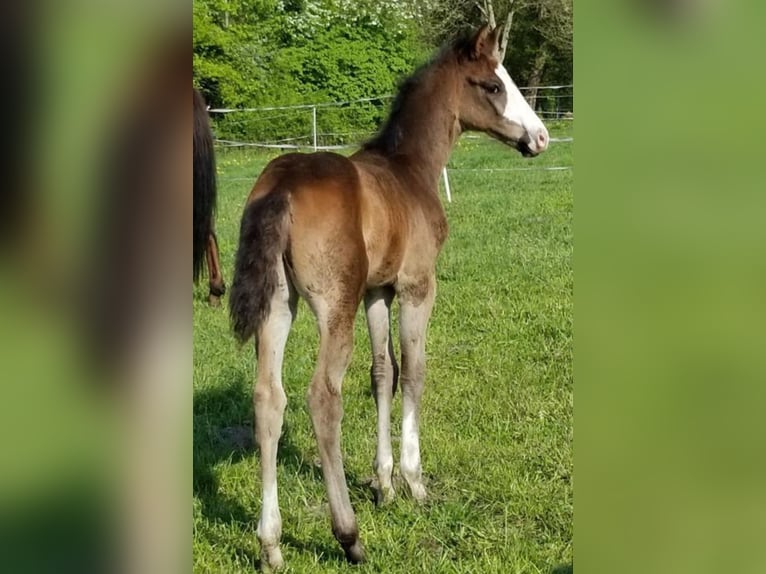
397,278 -> 435,502
364,287 -> 398,504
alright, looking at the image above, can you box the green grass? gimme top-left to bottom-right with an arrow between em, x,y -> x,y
193,123 -> 573,573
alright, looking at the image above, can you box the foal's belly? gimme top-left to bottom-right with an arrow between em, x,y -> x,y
364,237 -> 404,288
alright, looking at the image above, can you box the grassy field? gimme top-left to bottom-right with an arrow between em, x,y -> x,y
193,122 -> 573,573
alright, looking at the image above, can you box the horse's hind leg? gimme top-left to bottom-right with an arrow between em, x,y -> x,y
397,277 -> 435,502
253,264 -> 296,571
206,228 -> 226,307
364,286 -> 398,504
306,299 -> 365,563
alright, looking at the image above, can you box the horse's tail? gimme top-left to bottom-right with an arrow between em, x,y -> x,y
229,188 -> 291,344
193,88 -> 216,283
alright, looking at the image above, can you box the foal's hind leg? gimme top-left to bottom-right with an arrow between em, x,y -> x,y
206,228 -> 226,306
306,299 -> 365,563
364,287 -> 398,504
253,265 -> 296,571
397,278 -> 435,502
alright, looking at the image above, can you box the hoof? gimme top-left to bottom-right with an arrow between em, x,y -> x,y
407,481 -> 427,503
343,540 -> 366,564
207,293 -> 222,307
261,545 -> 284,572
378,484 -> 396,506
370,478 -> 396,506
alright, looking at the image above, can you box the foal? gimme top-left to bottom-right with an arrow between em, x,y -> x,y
230,25 -> 548,569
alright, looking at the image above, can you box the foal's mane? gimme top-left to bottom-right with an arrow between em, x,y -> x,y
362,33 -> 475,156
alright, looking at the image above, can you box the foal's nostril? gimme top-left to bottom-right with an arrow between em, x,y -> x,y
537,131 -> 548,150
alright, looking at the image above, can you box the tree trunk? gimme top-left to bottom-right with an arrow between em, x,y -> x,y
480,0 -> 497,28
498,7 -> 514,62
525,49 -> 548,111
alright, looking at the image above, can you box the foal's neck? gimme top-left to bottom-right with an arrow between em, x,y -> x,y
365,59 -> 460,189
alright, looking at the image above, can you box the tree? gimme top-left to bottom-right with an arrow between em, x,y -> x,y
413,0 -> 572,108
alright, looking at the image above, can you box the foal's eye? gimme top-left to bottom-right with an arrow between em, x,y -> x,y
485,84 -> 501,94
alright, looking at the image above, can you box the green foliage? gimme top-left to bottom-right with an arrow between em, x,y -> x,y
193,0 -> 428,143
193,0 -> 573,143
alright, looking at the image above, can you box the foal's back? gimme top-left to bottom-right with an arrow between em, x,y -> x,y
247,150 -> 440,295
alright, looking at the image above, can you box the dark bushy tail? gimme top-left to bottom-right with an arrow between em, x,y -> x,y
193,88 -> 216,282
229,190 -> 291,343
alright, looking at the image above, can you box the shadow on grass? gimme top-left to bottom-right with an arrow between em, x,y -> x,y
281,532 -> 349,567
193,367 -> 364,564
552,563 -> 573,574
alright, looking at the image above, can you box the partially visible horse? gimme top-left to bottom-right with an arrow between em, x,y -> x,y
230,25 -> 548,569
193,88 -> 226,306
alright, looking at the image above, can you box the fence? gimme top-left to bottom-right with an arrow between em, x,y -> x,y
209,84 -> 573,151
210,85 -> 573,203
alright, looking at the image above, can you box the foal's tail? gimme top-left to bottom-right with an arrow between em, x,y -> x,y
193,88 -> 216,283
229,189 -> 291,343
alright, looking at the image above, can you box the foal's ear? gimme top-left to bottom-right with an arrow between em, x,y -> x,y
470,24 -> 500,60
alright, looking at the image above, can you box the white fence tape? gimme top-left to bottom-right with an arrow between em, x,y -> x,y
208,86 -> 572,114
215,137 -> 572,150
219,166 -> 571,182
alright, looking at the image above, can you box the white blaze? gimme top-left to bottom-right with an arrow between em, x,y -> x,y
495,64 -> 549,152
401,410 -> 420,472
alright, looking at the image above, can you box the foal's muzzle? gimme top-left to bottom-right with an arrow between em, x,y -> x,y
519,126 -> 549,157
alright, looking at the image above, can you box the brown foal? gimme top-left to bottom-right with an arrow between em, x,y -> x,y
230,25 -> 548,569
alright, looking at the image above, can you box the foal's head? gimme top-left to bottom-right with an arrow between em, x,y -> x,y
453,25 -> 549,157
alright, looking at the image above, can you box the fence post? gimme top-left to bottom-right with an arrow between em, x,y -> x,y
312,106 -> 317,151
442,167 -> 452,203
